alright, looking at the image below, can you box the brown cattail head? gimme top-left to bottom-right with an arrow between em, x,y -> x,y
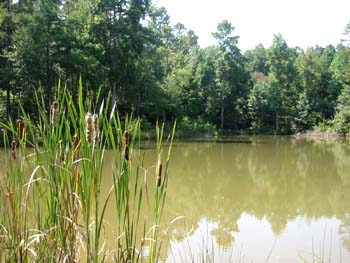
93,114 -> 99,144
85,112 -> 93,144
16,119 -> 26,140
124,131 -> 129,145
11,139 -> 17,160
51,100 -> 59,128
53,100 -> 58,109
157,159 -> 163,187
125,145 -> 129,161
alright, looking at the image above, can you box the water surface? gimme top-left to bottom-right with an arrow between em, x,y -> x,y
143,136 -> 350,262
3,136 -> 350,262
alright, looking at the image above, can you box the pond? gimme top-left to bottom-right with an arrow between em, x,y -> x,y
2,136 -> 350,262
122,136 -> 350,262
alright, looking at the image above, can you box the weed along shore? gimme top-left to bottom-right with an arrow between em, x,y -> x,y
0,83 -> 176,262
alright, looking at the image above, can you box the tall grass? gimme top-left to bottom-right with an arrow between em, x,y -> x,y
0,80 -> 175,262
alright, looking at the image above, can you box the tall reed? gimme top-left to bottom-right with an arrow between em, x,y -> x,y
0,80 -> 175,262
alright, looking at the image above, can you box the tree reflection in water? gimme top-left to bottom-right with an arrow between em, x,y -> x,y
159,137 -> 350,261
3,137 -> 349,261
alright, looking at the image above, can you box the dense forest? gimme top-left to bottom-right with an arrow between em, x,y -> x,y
1,0 -> 350,134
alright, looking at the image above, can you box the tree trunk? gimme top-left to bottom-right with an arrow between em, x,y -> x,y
220,106 -> 224,130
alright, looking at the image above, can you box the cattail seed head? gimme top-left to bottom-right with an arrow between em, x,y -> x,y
93,114 -> 99,144
85,112 -> 93,144
125,145 -> 129,161
157,159 -> 163,187
51,100 -> 59,128
124,131 -> 129,145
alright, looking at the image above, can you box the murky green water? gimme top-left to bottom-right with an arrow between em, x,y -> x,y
137,136 -> 350,262
2,136 -> 350,262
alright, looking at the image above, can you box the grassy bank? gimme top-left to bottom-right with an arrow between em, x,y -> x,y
0,81 -> 175,262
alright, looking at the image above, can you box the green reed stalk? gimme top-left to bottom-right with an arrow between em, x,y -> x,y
149,121 -> 176,263
0,80 -> 175,263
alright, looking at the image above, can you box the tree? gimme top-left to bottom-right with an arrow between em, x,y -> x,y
210,20 -> 248,130
244,44 -> 269,75
266,34 -> 299,133
10,0 -> 67,110
330,44 -> 350,86
91,0 -> 151,111
295,45 -> 339,129
0,0 -> 16,118
334,85 -> 350,134
247,72 -> 270,132
331,44 -> 350,134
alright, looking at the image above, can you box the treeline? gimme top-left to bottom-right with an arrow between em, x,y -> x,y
1,0 -> 350,134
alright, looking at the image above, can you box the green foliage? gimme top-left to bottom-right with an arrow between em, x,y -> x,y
334,85 -> 350,134
294,46 -> 340,130
265,34 -> 300,133
247,72 -> 271,133
177,116 -> 216,137
0,82 -> 176,262
244,44 -> 269,75
0,2 -> 350,135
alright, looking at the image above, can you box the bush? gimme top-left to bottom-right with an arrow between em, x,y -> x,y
177,116 -> 216,137
333,85 -> 350,134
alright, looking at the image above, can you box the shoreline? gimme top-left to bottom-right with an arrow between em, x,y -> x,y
293,130 -> 341,141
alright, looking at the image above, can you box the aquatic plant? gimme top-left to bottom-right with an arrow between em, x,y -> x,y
0,80 -> 175,262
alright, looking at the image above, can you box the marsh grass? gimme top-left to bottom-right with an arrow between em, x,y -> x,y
0,80 -> 175,262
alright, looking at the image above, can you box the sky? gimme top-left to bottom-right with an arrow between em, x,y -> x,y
155,0 -> 350,51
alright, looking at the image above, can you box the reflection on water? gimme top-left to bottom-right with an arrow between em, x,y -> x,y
2,136 -> 350,262
159,136 -> 350,262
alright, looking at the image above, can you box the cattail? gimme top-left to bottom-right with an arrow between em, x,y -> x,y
93,114 -> 99,144
124,131 -> 129,160
16,118 -> 26,140
85,112 -> 93,144
125,145 -> 129,161
51,100 -> 59,128
124,131 -> 129,145
157,158 -> 163,187
11,139 -> 17,160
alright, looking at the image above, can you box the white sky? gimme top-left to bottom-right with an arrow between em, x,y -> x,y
155,0 -> 350,51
